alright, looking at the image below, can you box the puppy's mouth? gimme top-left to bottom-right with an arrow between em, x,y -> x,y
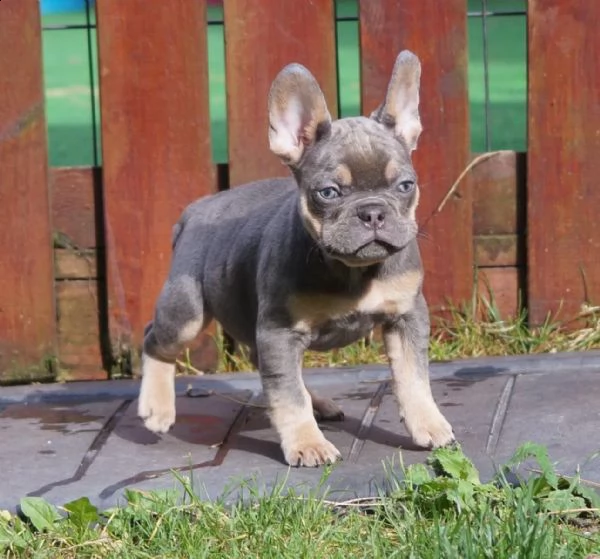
329,239 -> 401,267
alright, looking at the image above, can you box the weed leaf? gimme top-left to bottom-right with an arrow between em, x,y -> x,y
429,446 -> 481,484
404,463 -> 432,486
541,489 -> 586,514
64,497 -> 99,528
19,497 -> 61,532
505,442 -> 559,488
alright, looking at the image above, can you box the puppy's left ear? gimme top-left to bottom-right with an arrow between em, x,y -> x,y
268,64 -> 332,166
371,50 -> 422,152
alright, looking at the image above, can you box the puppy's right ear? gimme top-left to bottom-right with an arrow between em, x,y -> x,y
268,64 -> 332,166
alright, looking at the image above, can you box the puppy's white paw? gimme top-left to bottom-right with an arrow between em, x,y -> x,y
138,355 -> 176,434
281,423 -> 342,467
404,404 -> 455,449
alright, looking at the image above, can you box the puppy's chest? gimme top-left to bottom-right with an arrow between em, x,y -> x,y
288,269 -> 422,332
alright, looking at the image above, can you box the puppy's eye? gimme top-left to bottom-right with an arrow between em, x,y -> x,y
318,186 -> 341,200
397,180 -> 415,194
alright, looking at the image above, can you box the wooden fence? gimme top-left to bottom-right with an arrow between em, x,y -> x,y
0,0 -> 599,383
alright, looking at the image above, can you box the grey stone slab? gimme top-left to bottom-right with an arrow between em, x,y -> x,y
0,400 -> 124,509
493,371 -> 600,482
2,357 -> 600,512
35,391 -> 251,508
306,380 -> 376,462
359,375 -> 510,480
182,383 -> 375,483
92,383 -> 382,508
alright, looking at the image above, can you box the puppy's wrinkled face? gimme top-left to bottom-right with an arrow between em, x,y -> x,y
296,117 -> 419,266
268,50 -> 423,267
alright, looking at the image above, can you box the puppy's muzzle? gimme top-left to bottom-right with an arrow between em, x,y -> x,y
357,202 -> 387,230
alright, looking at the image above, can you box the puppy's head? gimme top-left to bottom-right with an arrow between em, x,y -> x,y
268,51 -> 423,267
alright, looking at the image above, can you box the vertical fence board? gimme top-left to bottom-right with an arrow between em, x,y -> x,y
97,1 -> 216,358
359,0 -> 472,313
0,1 -> 55,379
224,0 -> 337,186
527,1 -> 600,323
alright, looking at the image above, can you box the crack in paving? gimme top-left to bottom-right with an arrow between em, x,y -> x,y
347,381 -> 389,463
98,392 -> 259,499
485,375 -> 517,456
27,399 -> 132,497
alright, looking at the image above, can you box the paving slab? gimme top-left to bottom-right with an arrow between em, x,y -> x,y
493,370 -> 600,482
0,400 -> 124,508
1,351 -> 600,512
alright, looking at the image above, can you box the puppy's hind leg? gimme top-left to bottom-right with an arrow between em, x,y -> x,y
138,275 -> 206,433
307,388 -> 345,422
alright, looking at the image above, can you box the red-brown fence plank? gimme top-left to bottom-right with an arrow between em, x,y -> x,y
359,0 -> 472,313
527,1 -> 600,323
55,280 -> 106,380
0,1 -> 56,380
224,0 -> 337,186
97,1 -> 216,355
50,167 -> 102,250
477,268 -> 520,320
472,152 -> 525,237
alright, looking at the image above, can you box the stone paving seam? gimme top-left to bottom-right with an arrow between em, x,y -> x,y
485,375 -> 517,456
98,391 -> 260,500
347,381 -> 389,463
27,399 -> 133,498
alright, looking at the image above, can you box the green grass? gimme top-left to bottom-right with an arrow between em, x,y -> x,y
41,0 -> 526,167
2,444 -> 599,558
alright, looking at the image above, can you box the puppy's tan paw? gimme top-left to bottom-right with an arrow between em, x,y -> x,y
138,356 -> 176,434
312,396 -> 345,422
405,406 -> 455,449
282,425 -> 342,467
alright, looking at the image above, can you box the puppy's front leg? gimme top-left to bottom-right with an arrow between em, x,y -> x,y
257,328 -> 342,467
383,297 -> 455,449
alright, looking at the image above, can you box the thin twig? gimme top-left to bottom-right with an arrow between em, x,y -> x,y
292,495 -> 386,508
423,151 -> 510,228
527,467 -> 600,489
544,507 -> 600,517
64,537 -> 115,552
176,359 -> 205,376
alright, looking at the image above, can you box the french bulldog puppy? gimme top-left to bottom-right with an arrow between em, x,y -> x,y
138,50 -> 455,467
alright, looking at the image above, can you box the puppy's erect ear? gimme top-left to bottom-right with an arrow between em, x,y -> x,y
371,50 -> 422,152
268,64 -> 332,166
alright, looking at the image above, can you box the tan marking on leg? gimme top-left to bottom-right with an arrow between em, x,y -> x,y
138,354 -> 176,433
177,318 -> 203,344
384,330 -> 454,448
268,385 -> 341,467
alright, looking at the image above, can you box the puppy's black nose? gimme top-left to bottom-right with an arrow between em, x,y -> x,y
357,203 -> 386,229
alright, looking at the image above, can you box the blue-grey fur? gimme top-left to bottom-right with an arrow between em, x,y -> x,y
139,50 -> 455,466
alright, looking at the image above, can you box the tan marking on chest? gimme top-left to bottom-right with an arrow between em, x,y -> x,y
288,269 -> 422,329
